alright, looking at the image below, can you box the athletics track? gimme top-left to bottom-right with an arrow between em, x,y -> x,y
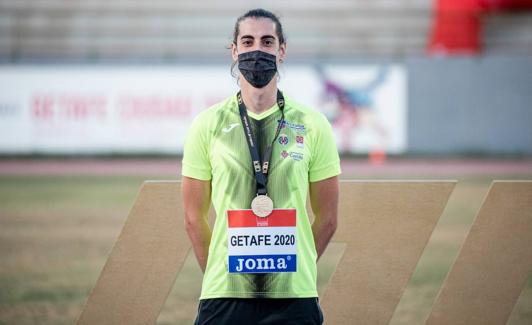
0,158 -> 531,176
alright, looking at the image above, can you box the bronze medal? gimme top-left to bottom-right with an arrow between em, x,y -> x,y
251,195 -> 274,218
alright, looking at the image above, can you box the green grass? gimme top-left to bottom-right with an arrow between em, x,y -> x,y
0,173 -> 531,324
0,175 -> 150,324
0,175 -> 151,213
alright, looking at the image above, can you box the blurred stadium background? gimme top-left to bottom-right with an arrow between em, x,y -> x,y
1,0 -> 532,324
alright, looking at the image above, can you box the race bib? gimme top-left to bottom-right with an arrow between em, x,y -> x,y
227,209 -> 297,273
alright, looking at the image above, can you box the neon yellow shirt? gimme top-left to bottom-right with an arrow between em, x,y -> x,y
182,93 -> 341,299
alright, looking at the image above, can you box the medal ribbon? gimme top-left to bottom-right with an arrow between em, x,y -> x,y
237,90 -> 285,196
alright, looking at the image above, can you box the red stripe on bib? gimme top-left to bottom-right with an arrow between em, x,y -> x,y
228,209 -> 296,228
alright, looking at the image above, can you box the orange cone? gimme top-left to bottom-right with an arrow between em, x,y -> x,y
369,148 -> 386,165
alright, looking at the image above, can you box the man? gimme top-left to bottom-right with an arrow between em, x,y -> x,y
182,8 -> 340,324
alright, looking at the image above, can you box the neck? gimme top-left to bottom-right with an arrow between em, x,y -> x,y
240,79 -> 277,114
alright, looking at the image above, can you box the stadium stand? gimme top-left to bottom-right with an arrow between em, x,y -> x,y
1,0 -> 432,61
484,11 -> 532,53
0,0 -> 531,60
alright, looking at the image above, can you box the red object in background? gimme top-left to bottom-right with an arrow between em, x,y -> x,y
427,0 -> 532,55
479,0 -> 532,10
428,0 -> 483,55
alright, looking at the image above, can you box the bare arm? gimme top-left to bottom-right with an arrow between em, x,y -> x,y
182,176 -> 212,273
309,176 -> 339,260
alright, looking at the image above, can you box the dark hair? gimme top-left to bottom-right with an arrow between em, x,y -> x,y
232,8 -> 286,45
230,9 -> 285,81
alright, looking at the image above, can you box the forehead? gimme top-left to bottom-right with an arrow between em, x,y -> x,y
237,17 -> 277,39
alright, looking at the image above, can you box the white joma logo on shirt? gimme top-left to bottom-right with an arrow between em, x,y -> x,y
222,123 -> 239,133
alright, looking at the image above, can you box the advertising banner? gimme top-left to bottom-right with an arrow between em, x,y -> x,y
0,65 -> 406,154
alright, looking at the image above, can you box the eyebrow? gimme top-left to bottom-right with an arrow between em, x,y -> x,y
240,35 -> 276,40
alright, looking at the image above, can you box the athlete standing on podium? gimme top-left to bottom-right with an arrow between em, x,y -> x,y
182,8 -> 340,325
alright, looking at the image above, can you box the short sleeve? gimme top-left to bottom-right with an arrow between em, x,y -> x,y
308,113 -> 341,182
181,113 -> 212,180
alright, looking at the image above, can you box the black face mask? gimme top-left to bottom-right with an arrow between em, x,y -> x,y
238,50 -> 278,88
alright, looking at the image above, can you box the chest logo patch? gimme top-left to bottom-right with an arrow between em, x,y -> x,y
296,135 -> 304,148
289,151 -> 304,161
279,120 -> 306,133
278,134 -> 289,145
222,123 -> 239,133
